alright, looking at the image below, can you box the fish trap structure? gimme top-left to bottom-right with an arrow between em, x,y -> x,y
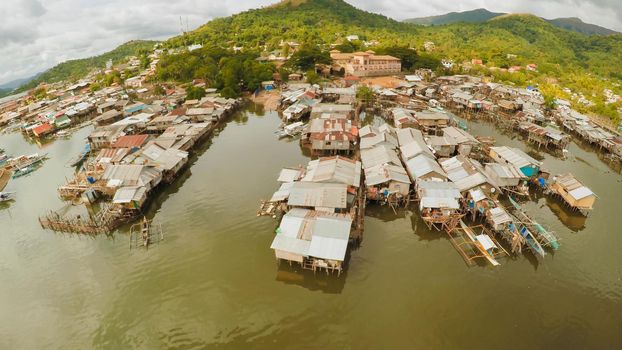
129,217 -> 163,250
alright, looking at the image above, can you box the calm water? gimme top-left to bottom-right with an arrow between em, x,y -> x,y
1,106 -> 621,349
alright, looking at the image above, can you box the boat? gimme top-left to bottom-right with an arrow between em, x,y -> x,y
508,196 -> 560,250
68,144 -> 91,167
518,224 -> 546,258
56,130 -> 70,138
277,121 -> 306,139
0,191 -> 15,202
12,166 -> 37,178
460,221 -> 501,266
5,153 -> 47,171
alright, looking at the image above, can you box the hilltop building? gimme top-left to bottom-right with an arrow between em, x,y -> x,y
330,51 -> 401,77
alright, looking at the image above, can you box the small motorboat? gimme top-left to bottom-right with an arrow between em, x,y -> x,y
0,191 -> 15,202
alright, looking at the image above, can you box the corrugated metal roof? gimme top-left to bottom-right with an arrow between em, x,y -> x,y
420,197 -> 460,209
360,144 -> 402,169
568,186 -> 594,200
468,188 -> 487,202
488,207 -> 512,226
112,134 -> 149,149
490,146 -> 541,168
288,182 -> 348,209
405,154 -> 446,180
278,168 -> 304,183
270,235 -> 310,256
270,182 -> 294,202
485,163 -> 524,179
364,163 -> 411,186
442,126 -> 479,144
302,156 -> 361,187
112,186 -> 146,204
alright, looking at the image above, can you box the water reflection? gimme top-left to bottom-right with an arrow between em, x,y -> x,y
274,263 -> 347,294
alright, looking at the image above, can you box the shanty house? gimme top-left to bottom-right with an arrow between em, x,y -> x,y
270,208 -> 352,274
404,154 -> 447,182
364,163 -> 411,200
549,173 -> 596,212
489,146 -> 541,178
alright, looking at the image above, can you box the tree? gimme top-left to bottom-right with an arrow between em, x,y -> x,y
356,86 -> 374,104
288,44 -> 331,71
153,85 -> 166,96
306,70 -> 320,85
185,85 -> 206,100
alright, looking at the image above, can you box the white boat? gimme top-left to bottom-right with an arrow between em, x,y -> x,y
277,121 -> 306,138
0,191 -> 15,202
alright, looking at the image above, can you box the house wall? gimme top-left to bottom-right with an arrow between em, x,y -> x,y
390,181 -> 410,196
275,250 -> 304,263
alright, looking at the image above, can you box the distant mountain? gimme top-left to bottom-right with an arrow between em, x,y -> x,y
16,40 -> 158,92
0,74 -> 39,90
405,8 -> 504,26
404,8 -> 620,36
547,17 -> 618,36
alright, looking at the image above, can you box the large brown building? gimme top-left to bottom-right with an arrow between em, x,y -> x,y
331,50 -> 401,77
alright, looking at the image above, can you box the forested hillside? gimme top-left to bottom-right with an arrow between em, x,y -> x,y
17,40 -> 158,92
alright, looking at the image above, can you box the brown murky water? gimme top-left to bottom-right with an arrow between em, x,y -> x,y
1,105 -> 621,349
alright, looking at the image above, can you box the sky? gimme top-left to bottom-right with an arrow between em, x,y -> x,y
0,0 -> 621,86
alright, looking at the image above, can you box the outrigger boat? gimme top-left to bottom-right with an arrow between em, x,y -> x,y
129,217 -> 163,250
276,121 -> 306,139
0,191 -> 15,202
508,196 -> 560,250
68,144 -> 91,167
5,153 -> 47,171
12,165 -> 37,178
508,213 -> 546,258
447,220 -> 507,267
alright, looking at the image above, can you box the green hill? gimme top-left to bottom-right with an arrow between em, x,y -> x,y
162,0 -> 622,78
17,40 -> 158,92
547,17 -> 618,36
405,8 -> 504,26
404,8 -> 619,36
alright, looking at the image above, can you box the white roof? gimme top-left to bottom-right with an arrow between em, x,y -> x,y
302,157 -> 361,187
278,168 -> 303,183
568,186 -> 594,200
270,182 -> 295,202
288,182 -> 348,209
270,209 -> 352,261
491,146 -> 541,168
468,188 -> 487,202
360,144 -> 402,169
476,234 -> 497,251
270,235 -> 310,256
420,197 -> 460,209
488,207 -> 512,226
364,163 -> 411,186
112,186 -> 146,204
405,154 -> 446,180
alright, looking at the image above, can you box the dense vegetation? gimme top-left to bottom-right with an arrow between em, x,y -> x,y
16,40 -> 157,92
155,47 -> 274,97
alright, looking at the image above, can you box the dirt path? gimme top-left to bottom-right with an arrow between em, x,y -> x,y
250,91 -> 281,111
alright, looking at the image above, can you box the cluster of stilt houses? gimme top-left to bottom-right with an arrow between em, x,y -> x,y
263,79 -> 600,274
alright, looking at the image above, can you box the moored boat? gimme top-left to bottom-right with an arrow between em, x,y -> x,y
0,191 -> 15,202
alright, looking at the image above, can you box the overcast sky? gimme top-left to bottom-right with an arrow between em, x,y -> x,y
0,0 -> 620,86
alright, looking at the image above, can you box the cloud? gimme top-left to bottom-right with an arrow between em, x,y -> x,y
0,0 -> 619,85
